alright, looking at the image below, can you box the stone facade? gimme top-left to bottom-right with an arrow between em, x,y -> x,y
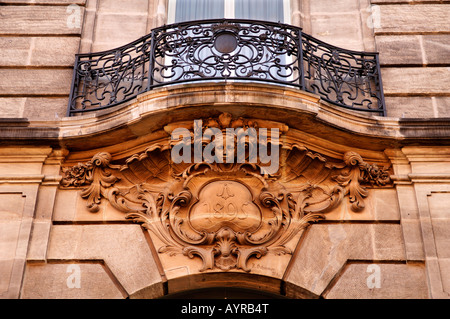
0,0 -> 449,299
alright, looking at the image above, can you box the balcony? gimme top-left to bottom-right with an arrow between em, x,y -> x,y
67,19 -> 386,116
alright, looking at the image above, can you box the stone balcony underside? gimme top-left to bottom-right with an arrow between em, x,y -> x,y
1,82 -> 449,156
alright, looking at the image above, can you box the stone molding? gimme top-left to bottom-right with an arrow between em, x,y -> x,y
1,83 -> 450,153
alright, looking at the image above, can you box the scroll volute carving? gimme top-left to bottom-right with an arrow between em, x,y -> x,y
60,152 -> 121,212
281,146 -> 391,213
60,115 -> 391,273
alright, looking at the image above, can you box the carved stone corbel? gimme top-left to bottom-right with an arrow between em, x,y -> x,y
60,152 -> 121,212
332,151 -> 391,212
60,114 -> 391,273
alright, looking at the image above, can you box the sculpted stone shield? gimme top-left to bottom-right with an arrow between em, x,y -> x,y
189,181 -> 262,233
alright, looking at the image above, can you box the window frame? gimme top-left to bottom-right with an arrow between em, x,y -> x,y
167,0 -> 291,24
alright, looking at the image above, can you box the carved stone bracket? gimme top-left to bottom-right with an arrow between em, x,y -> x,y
332,151 -> 391,212
60,115 -> 391,273
60,152 -> 121,212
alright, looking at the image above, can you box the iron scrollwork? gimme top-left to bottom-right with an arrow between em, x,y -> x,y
68,19 -> 385,116
302,34 -> 384,113
68,34 -> 152,114
151,20 -> 301,86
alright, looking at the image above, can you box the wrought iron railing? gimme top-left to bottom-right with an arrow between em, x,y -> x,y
67,19 -> 386,116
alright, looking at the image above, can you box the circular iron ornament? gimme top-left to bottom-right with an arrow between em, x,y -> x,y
214,31 -> 238,54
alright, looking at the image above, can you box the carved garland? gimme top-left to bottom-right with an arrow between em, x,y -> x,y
60,115 -> 391,273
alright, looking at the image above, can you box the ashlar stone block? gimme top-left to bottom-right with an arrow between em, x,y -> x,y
324,262 -> 428,299
21,262 -> 124,299
0,6 -> 84,35
47,224 -> 164,298
381,67 -> 450,96
0,69 -> 73,96
285,223 -> 406,297
375,5 -> 450,34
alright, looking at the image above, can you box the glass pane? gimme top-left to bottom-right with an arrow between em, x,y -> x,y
235,0 -> 284,22
175,0 -> 225,22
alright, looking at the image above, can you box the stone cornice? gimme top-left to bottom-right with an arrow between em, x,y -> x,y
0,82 -> 450,152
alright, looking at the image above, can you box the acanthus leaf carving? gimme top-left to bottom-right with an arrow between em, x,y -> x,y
332,151 -> 390,212
61,152 -> 121,212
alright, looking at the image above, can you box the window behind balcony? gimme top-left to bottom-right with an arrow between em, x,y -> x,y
163,0 -> 293,84
168,0 -> 289,23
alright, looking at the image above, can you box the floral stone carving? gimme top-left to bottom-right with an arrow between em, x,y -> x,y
60,116 -> 391,273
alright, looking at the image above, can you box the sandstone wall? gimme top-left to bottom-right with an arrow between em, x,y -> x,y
298,0 -> 450,118
0,1 -> 85,120
372,0 -> 450,117
1,0 -> 448,119
0,0 -> 449,300
0,0 -> 166,120
80,0 -> 167,53
0,83 -> 446,299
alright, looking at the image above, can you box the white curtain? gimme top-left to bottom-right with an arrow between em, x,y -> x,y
175,0 -> 224,22
235,0 -> 284,22
174,0 -> 285,22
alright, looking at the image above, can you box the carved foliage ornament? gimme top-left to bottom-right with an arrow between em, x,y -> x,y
61,152 -> 121,212
61,116 -> 391,273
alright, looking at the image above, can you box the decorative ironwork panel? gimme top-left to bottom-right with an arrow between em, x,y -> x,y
67,19 -> 385,116
150,19 -> 301,87
68,34 -> 152,114
302,34 -> 384,113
